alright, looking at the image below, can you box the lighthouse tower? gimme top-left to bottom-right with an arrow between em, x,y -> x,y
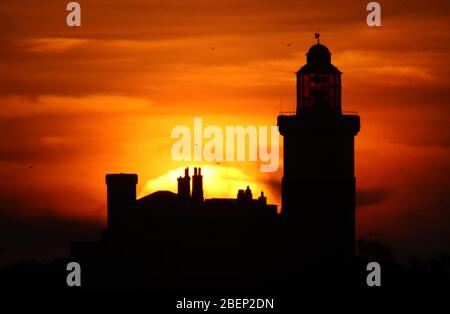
278,35 -> 360,264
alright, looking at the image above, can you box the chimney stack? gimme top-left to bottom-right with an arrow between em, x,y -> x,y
192,167 -> 204,202
177,167 -> 191,199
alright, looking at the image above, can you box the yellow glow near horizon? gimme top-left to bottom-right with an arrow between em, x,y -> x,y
138,165 -> 274,202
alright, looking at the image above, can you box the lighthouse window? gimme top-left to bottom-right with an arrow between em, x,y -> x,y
310,75 -> 329,83
311,89 -> 327,97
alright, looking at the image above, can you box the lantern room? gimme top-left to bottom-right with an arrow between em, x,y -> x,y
296,36 -> 342,115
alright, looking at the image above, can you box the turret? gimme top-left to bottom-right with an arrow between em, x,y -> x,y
105,173 -> 138,235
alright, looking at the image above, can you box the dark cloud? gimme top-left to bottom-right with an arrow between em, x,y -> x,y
374,199 -> 450,262
260,176 -> 281,201
0,212 -> 104,268
357,188 -> 391,208
262,176 -> 392,209
0,1 -> 363,40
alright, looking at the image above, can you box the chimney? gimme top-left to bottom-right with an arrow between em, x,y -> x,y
177,167 -> 191,199
192,167 -> 204,202
245,186 -> 253,200
258,191 -> 267,205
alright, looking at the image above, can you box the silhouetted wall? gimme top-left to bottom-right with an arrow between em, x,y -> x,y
105,174 -> 138,239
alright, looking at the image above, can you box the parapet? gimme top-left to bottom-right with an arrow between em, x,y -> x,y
105,173 -> 138,185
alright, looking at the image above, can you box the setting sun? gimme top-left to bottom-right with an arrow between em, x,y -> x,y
139,165 -> 277,206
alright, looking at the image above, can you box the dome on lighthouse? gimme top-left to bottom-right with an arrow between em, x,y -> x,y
307,43 -> 331,64
297,37 -> 341,74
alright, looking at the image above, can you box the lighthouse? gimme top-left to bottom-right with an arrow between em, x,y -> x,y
278,35 -> 360,265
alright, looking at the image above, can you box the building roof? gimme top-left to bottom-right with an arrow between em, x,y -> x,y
139,190 -> 177,201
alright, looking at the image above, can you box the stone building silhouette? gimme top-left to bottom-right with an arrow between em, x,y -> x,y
73,167 -> 278,279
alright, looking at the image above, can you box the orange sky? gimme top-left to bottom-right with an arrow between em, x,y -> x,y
0,0 -> 449,265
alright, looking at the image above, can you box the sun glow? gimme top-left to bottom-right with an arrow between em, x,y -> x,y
138,165 -> 273,201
